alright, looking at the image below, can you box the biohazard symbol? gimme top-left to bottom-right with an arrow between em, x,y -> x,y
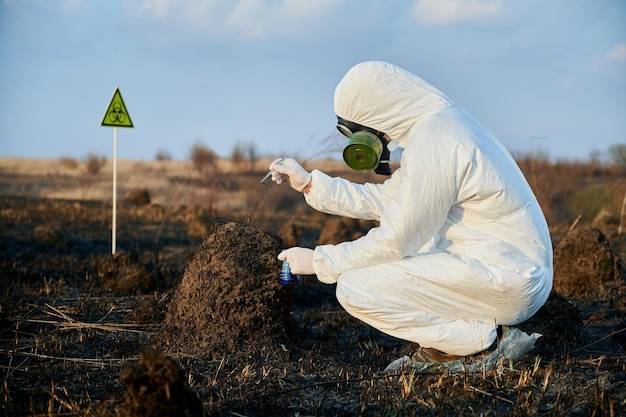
101,87 -> 134,128
109,102 -> 126,124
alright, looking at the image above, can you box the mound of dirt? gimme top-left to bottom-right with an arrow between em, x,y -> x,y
98,251 -> 157,292
93,348 -> 204,417
553,226 -> 624,298
123,188 -> 151,206
157,222 -> 292,357
317,217 -> 376,245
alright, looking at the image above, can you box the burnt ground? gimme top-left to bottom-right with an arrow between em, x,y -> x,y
1,190 -> 626,416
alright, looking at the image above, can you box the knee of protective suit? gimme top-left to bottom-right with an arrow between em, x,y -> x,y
335,273 -> 369,314
335,269 -> 397,315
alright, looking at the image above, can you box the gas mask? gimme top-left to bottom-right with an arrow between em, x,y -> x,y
337,116 -> 391,175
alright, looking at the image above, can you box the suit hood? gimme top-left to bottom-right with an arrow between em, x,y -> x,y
334,61 -> 454,148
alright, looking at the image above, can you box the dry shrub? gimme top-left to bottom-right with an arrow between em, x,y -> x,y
85,153 -> 106,176
570,184 -> 618,223
190,142 -> 217,175
155,149 -> 172,161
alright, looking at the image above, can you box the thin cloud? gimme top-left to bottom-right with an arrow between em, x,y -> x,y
412,0 -> 505,27
226,0 -> 336,39
61,0 -> 84,14
607,43 -> 626,63
137,0 -> 224,21
136,0 -> 337,39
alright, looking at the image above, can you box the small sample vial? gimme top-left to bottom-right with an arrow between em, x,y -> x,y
279,260 -> 301,285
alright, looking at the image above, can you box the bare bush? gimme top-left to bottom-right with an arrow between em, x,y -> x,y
189,141 -> 219,216
58,157 -> 79,170
246,142 -> 258,172
190,141 -> 217,175
85,153 -> 106,176
230,141 -> 258,173
155,149 -> 172,161
570,184 -> 615,223
231,142 -> 245,168
608,144 -> 626,169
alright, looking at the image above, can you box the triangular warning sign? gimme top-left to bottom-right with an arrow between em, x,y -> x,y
101,87 -> 134,128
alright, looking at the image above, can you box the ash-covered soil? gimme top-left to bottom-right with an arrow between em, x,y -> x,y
1,194 -> 626,417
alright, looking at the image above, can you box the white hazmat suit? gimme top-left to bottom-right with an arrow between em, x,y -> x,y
280,61 -> 553,356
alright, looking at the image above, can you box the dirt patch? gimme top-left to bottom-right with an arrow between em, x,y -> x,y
157,222 -> 293,357
553,226 -> 624,298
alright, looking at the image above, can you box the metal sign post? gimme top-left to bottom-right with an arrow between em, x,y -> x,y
101,86 -> 133,255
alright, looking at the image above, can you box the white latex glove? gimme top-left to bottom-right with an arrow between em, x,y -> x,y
278,247 -> 315,275
269,157 -> 312,192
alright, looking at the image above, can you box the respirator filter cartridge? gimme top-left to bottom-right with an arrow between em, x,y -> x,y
342,131 -> 383,172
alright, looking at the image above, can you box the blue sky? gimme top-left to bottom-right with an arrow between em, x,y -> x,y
1,0 -> 624,163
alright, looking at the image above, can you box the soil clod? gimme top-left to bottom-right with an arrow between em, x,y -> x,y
93,348 -> 204,417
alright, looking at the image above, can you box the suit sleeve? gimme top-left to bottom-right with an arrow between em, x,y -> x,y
304,169 -> 401,221
310,140 -> 463,284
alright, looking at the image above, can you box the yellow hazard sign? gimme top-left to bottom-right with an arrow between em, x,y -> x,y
101,87 -> 134,128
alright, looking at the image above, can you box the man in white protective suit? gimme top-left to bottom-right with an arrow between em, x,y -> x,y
270,61 -> 553,361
